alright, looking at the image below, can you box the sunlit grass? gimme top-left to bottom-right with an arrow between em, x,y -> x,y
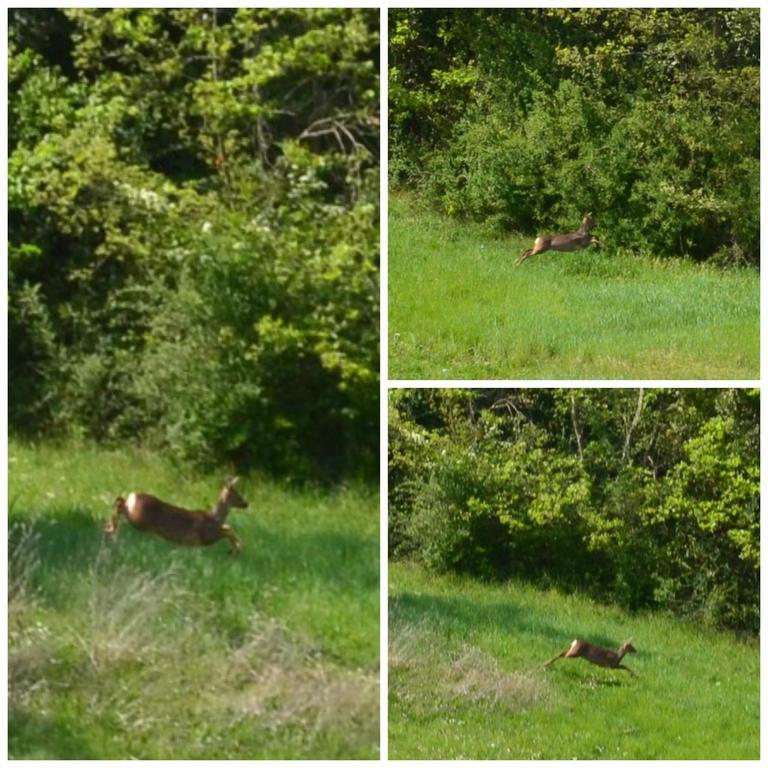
388,194 -> 759,379
9,440 -> 379,759
389,561 -> 759,760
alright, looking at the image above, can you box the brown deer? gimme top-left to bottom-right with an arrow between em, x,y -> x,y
516,212 -> 601,265
104,477 -> 248,553
544,639 -> 637,677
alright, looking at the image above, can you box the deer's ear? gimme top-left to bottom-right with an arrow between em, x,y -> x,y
226,476 -> 239,488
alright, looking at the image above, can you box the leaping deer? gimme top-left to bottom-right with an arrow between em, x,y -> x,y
544,638 -> 637,677
104,477 -> 248,553
516,212 -> 601,265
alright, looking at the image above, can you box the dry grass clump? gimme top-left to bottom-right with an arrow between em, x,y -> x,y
72,548 -> 190,673
388,618 -> 435,673
9,525 -> 55,712
228,618 -> 379,742
446,645 -> 550,711
9,524 -> 41,616
390,616 -> 551,714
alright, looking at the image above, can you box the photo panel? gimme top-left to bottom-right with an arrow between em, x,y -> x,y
388,387 -> 759,760
7,7 -> 381,760
388,8 -> 759,381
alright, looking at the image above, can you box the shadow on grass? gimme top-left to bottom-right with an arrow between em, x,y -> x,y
10,708 -> 103,760
390,590 -> 565,645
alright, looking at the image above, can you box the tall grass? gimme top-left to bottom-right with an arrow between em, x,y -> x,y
389,561 -> 759,760
8,440 -> 379,759
388,194 -> 759,379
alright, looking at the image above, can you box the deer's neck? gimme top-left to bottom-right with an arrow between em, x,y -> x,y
211,496 -> 232,524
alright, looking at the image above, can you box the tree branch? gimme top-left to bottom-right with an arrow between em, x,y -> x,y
622,388 -> 644,466
570,392 -> 584,463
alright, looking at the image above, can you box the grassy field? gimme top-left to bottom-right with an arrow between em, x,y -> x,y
388,194 -> 759,379
389,561 -> 759,760
9,440 -> 379,759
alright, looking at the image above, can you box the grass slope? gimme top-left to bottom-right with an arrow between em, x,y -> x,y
9,441 -> 379,759
388,194 -> 759,379
389,561 -> 759,760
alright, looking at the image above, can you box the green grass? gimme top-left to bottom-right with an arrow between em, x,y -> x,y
388,194 -> 759,379
389,561 -> 759,760
9,440 -> 379,759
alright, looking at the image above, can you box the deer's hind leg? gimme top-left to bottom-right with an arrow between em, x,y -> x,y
516,247 -> 535,266
103,514 -> 120,535
104,497 -> 126,535
544,645 -> 571,668
516,237 -> 546,266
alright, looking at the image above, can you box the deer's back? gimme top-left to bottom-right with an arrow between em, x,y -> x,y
548,231 -> 592,252
581,642 -> 619,666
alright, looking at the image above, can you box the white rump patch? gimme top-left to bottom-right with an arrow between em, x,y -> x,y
126,492 -> 137,513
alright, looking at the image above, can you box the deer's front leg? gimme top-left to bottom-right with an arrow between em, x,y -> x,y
221,525 -> 242,554
590,237 -> 602,247
616,664 -> 637,677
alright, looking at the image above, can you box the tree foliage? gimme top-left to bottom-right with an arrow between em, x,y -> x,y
9,8 -> 379,479
389,388 -> 759,632
390,9 -> 759,265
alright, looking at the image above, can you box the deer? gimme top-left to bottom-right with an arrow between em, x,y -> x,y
103,476 -> 248,553
544,638 -> 637,677
516,212 -> 601,266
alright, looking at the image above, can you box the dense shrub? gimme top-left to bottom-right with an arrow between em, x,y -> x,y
9,9 -> 379,480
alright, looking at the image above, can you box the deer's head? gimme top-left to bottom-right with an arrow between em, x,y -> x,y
622,640 -> 637,654
581,211 -> 594,231
221,476 -> 248,510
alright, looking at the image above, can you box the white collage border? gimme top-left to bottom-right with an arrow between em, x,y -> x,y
1,2 -> 765,765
